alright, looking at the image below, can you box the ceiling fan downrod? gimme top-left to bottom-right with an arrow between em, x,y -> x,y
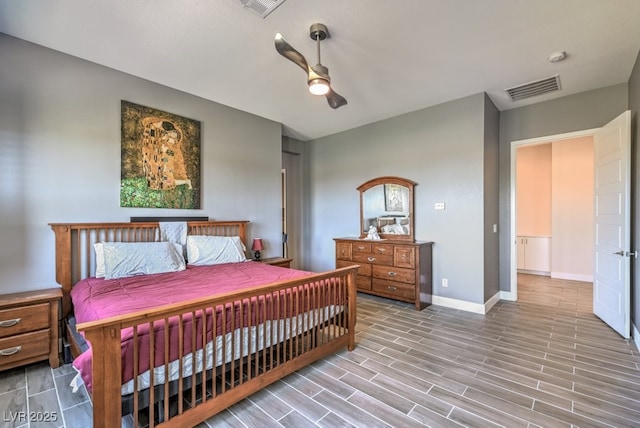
310,23 -> 328,67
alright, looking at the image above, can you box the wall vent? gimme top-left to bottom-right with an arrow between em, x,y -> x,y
237,0 -> 287,18
504,75 -> 562,102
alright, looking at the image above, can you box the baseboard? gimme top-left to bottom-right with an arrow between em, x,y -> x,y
432,291 -> 500,315
633,323 -> 640,351
517,269 -> 550,276
500,290 -> 516,301
551,272 -> 593,282
484,292 -> 501,313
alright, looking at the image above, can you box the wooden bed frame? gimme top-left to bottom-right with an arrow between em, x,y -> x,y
50,221 -> 358,428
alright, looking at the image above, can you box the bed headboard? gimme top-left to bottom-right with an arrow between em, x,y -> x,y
49,220 -> 249,317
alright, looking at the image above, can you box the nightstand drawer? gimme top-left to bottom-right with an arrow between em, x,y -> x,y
0,329 -> 50,367
0,303 -> 49,339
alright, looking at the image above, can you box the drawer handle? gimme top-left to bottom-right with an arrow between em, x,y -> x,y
388,272 -> 397,277
358,246 -> 366,250
387,286 -> 397,291
377,248 -> 386,253
367,257 -> 376,262
0,346 -> 22,356
0,318 -> 21,328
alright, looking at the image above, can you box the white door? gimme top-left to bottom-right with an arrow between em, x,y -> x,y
593,110 -> 631,339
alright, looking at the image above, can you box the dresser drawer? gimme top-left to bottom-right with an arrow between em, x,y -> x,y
372,265 -> 415,284
335,238 -> 433,310
0,329 -> 50,367
336,243 -> 353,260
336,259 -> 356,269
372,279 -> 415,300
337,259 -> 372,276
394,246 -> 416,269
353,253 -> 393,266
0,303 -> 50,339
372,244 -> 393,256
352,242 -> 372,254
356,275 -> 372,291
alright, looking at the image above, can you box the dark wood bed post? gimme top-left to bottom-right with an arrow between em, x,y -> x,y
50,224 -> 73,317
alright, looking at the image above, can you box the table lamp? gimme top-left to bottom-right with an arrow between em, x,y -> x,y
251,238 -> 264,261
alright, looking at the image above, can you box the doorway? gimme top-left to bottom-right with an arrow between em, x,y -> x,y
509,128 -> 598,300
510,111 -> 632,339
281,150 -> 303,269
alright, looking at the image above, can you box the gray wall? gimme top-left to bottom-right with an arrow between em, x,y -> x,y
308,93 -> 491,305
483,94 -> 500,301
629,52 -> 640,336
0,34 -> 283,294
498,83 -> 629,296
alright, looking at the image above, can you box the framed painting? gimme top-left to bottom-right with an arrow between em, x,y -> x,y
120,101 -> 201,209
384,184 -> 404,212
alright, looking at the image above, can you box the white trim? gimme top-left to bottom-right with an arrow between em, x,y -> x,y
500,290 -> 516,301
484,292 -> 501,313
517,269 -> 550,277
509,128 -> 598,301
433,296 -> 485,314
550,272 -> 593,283
433,291 -> 501,315
633,323 -> 640,351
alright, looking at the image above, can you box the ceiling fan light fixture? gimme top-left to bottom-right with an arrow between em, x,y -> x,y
274,23 -> 347,108
308,78 -> 330,95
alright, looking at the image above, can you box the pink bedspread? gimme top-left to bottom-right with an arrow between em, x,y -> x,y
70,262 -> 316,392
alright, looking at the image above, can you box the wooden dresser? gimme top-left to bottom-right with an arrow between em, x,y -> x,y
0,288 -> 62,371
334,238 -> 433,310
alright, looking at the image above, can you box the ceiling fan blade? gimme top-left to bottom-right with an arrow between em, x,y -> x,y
325,88 -> 347,109
275,33 -> 310,75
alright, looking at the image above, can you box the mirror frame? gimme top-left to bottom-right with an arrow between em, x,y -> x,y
358,176 -> 416,241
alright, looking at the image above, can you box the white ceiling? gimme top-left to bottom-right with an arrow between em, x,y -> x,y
1,0 -> 639,141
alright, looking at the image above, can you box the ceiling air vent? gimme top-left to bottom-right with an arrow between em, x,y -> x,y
237,0 -> 287,18
504,75 -> 561,102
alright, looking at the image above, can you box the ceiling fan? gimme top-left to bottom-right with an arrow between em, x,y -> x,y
275,23 -> 347,109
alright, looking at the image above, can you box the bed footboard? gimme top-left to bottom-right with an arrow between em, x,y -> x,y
80,266 -> 358,428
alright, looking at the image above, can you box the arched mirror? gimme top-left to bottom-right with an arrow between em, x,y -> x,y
358,176 -> 416,241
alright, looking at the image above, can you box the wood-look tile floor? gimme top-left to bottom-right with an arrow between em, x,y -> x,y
2,274 -> 639,428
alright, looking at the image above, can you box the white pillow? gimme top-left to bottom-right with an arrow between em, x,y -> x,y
186,236 -> 247,266
102,242 -> 186,280
94,243 -> 106,278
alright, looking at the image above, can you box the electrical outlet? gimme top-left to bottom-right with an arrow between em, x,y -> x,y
442,278 -> 448,287
435,202 -> 445,210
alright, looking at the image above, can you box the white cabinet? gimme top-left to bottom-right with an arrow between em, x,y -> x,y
517,236 -> 550,274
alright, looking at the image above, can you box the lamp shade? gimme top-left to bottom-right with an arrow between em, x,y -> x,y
251,238 -> 264,251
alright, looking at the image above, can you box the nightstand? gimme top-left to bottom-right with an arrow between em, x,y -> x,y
257,257 -> 293,268
0,288 -> 62,371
